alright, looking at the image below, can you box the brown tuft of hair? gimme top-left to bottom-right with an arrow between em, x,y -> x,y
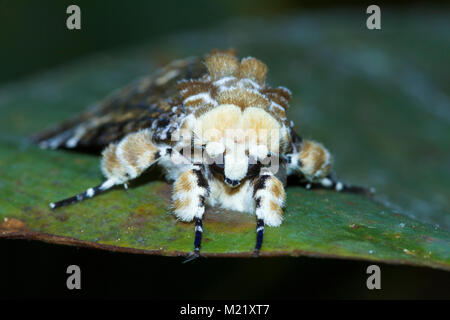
173,198 -> 191,211
270,179 -> 285,199
216,88 -> 270,110
269,200 -> 283,216
174,171 -> 193,194
239,57 -> 268,85
205,50 -> 239,80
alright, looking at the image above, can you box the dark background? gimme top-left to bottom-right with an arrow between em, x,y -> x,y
2,0 -> 446,85
2,239 -> 450,299
1,0 -> 449,300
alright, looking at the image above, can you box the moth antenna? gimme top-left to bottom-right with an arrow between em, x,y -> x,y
49,178 -> 117,210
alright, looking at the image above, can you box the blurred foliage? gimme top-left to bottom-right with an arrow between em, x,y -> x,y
0,0 -> 300,83
0,7 -> 449,270
1,0 -> 444,84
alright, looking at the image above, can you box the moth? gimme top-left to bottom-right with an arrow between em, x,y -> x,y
35,49 -> 370,258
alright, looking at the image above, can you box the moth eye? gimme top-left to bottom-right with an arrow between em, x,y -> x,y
286,155 -> 292,164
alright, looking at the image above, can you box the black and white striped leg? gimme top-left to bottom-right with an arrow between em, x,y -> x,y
183,218 -> 204,263
50,178 -> 117,209
318,175 -> 374,195
296,175 -> 374,196
194,217 -> 203,253
253,219 -> 265,257
177,165 -> 209,263
252,172 -> 285,256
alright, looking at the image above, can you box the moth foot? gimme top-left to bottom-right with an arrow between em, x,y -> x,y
183,250 -> 201,263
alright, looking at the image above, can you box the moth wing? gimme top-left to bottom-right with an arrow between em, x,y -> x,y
33,56 -> 207,151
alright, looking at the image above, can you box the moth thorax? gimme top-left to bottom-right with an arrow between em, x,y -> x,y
194,104 -> 282,154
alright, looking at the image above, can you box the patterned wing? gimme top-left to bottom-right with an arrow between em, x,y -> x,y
33,56 -> 207,151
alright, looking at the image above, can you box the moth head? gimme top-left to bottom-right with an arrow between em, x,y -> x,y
178,50 -> 292,187
195,104 -> 281,187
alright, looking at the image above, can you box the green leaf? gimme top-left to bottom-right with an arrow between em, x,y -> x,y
1,13 -> 449,271
0,140 -> 449,270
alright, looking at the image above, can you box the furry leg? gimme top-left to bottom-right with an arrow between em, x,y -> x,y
50,129 -> 171,209
252,171 -> 286,256
172,165 -> 209,258
285,137 -> 372,195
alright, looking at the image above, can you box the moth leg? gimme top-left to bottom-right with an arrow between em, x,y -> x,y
286,139 -> 373,195
286,139 -> 333,182
172,165 -> 209,258
252,170 -> 286,256
50,129 -> 171,209
307,174 -> 374,195
49,179 -> 117,209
